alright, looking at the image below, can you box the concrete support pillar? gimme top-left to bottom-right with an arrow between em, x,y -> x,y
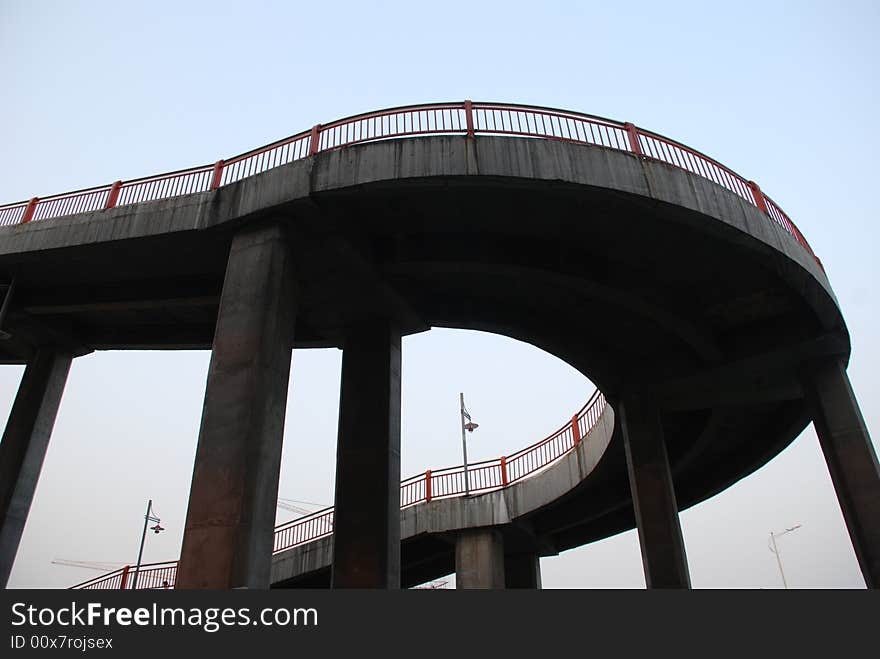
619,394 -> 691,589
0,350 -> 72,587
331,320 -> 402,588
802,359 -> 879,588
455,528 -> 505,589
504,551 -> 542,589
177,224 -> 296,589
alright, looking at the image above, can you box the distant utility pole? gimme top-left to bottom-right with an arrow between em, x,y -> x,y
131,499 -> 164,590
768,523 -> 802,588
460,393 -> 479,496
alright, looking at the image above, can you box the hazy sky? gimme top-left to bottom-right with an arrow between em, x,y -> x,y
0,0 -> 877,589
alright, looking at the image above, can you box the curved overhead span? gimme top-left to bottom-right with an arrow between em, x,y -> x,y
0,102 -> 847,585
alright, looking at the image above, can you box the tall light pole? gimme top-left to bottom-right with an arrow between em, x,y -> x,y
131,499 -> 164,590
460,393 -> 479,496
768,523 -> 802,589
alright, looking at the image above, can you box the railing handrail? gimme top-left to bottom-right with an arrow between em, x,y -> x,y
69,559 -> 179,590
71,389 -> 607,589
507,388 -> 600,462
275,391 -> 605,535
0,101 -> 820,269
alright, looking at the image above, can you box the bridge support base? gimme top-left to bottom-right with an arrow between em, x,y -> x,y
456,528 -> 505,589
803,359 -> 880,588
504,551 -> 542,589
177,224 -> 296,589
0,349 -> 72,588
620,394 -> 691,589
331,320 -> 402,588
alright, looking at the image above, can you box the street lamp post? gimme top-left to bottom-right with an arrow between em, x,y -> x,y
768,523 -> 802,589
460,393 -> 479,496
130,499 -> 164,590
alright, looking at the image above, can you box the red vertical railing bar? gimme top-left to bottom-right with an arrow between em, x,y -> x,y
624,123 -> 643,156
425,470 -> 432,502
571,414 -> 581,446
21,197 -> 39,223
309,125 -> 322,156
119,565 -> 130,590
500,457 -> 508,487
105,181 -> 122,209
210,161 -> 225,190
464,100 -> 475,138
748,180 -> 769,215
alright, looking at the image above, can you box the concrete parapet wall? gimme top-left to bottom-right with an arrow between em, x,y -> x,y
0,136 -> 836,324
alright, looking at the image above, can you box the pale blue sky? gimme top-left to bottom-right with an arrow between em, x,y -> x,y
0,0 -> 877,588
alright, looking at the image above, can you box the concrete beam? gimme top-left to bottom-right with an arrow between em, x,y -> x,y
24,295 -> 220,315
0,350 -> 72,587
504,552 -> 542,589
803,360 -> 880,588
620,393 -> 691,588
650,333 -> 849,406
331,320 -> 402,588
456,528 -> 505,589
0,312 -> 90,364
177,223 -> 296,589
656,379 -> 804,411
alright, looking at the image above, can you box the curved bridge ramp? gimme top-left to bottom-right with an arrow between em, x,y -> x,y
72,392 -> 612,590
273,392 -> 613,588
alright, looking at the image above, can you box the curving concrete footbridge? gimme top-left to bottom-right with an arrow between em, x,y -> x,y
71,390 -> 613,590
272,393 -> 614,589
0,102 -> 876,589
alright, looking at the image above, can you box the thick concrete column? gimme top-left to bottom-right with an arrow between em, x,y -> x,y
331,320 -> 402,588
177,224 -> 296,589
0,350 -> 72,587
802,359 -> 879,588
504,551 -> 542,589
619,394 -> 691,589
456,528 -> 505,589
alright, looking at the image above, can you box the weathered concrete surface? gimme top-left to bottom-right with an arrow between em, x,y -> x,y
331,321 -> 402,589
456,528 -> 504,589
0,350 -> 71,587
177,223 -> 296,589
271,405 -> 614,587
620,394 -> 691,589
803,359 -> 880,588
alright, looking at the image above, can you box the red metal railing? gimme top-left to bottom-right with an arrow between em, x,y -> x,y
0,102 -> 819,267
70,560 -> 178,591
71,390 -> 606,590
